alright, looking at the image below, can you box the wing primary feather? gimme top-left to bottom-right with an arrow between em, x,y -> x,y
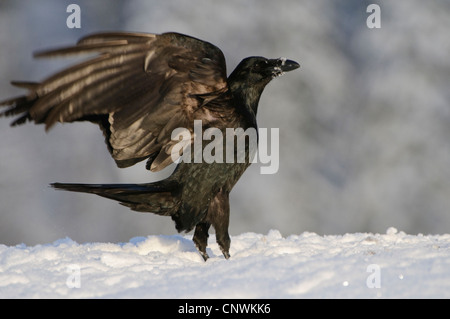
10,81 -> 40,90
33,41 -> 129,58
77,32 -> 157,45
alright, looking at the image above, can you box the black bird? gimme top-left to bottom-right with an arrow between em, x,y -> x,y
0,32 -> 299,260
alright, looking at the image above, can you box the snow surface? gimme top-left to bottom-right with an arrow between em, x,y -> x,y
1,228 -> 450,298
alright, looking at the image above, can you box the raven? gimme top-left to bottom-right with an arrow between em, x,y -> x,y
0,32 -> 299,260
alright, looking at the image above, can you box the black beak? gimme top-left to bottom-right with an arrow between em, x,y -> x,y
268,58 -> 300,77
279,58 -> 300,72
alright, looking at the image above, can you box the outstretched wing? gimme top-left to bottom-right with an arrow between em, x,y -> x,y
0,32 -> 229,171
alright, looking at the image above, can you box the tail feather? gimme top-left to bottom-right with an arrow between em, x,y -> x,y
51,181 -> 180,215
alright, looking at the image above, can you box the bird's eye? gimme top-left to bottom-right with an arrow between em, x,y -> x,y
253,61 -> 267,70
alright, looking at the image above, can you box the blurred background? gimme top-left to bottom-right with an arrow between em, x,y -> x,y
1,0 -> 450,246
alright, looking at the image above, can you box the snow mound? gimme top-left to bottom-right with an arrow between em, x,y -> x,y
1,228 -> 449,298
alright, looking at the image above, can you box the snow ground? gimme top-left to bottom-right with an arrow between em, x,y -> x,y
1,228 -> 449,299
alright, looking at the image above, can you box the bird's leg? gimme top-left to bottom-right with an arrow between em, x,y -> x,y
193,222 -> 211,261
208,189 -> 231,259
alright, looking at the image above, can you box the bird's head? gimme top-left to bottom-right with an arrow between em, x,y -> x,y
228,56 -> 299,114
229,56 -> 300,88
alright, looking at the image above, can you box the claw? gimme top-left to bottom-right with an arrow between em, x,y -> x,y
200,251 -> 209,261
222,250 -> 230,259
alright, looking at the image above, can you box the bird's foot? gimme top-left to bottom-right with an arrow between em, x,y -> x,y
221,249 -> 230,260
199,250 -> 209,261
